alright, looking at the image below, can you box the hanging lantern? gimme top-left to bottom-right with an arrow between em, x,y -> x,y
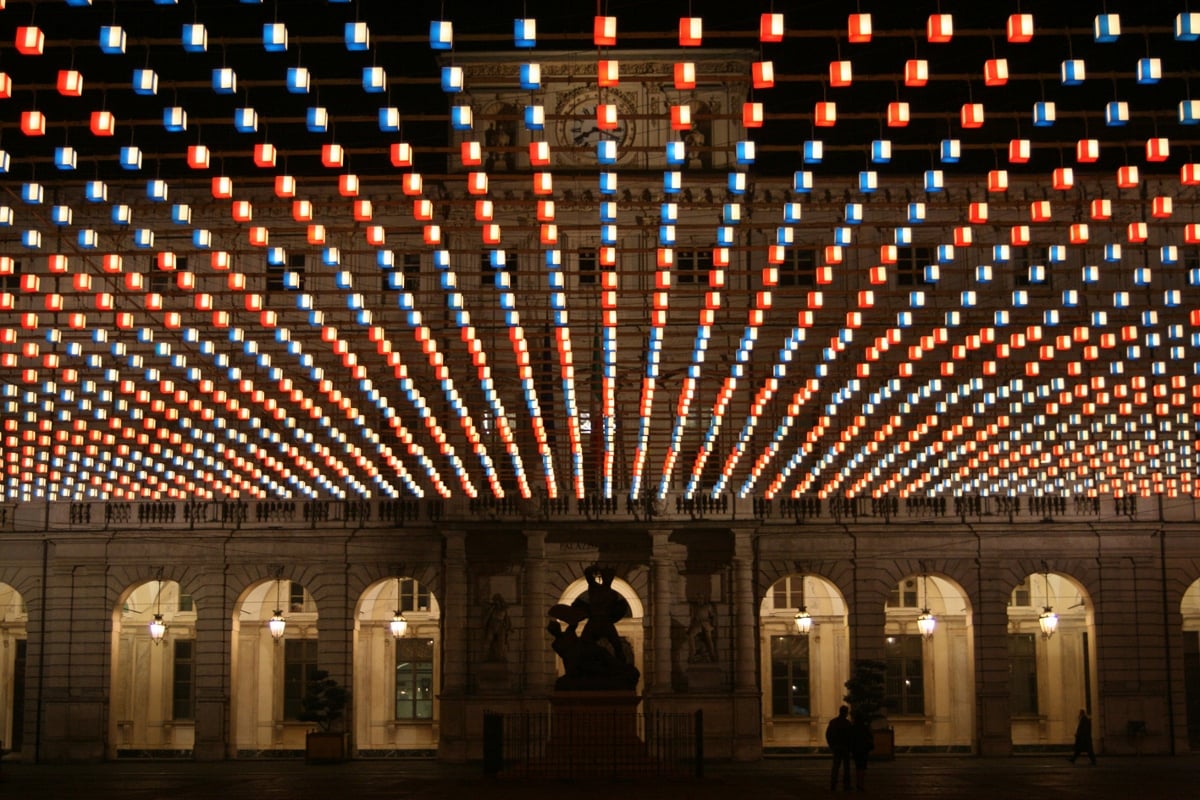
793,608 -> 812,634
149,613 -> 167,642
390,610 -> 408,639
268,609 -> 286,640
917,609 -> 937,639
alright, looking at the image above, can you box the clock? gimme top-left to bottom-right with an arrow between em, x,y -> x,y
554,87 -> 637,163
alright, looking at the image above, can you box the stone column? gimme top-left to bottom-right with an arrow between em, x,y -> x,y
523,530 -> 549,695
649,529 -> 674,693
191,564 -> 231,761
441,530 -> 468,695
730,528 -> 763,759
975,559 -> 1014,756
731,529 -> 758,691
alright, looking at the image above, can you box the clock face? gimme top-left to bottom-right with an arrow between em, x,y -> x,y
568,103 -> 629,148
555,88 -> 636,163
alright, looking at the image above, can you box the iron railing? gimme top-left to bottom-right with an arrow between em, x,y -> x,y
483,709 -> 702,778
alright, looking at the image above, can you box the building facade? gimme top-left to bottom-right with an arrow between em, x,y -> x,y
2,499 -> 1199,761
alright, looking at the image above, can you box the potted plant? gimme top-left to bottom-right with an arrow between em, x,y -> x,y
298,669 -> 350,762
844,658 -> 893,760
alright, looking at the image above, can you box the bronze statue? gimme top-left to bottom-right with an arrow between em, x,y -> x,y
547,565 -> 639,690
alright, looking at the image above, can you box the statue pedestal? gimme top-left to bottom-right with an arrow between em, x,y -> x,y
546,691 -> 643,776
685,662 -> 724,692
474,662 -> 511,693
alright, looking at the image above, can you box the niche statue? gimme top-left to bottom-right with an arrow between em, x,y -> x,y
546,566 -> 640,691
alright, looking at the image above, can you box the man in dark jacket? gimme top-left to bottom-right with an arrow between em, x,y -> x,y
825,705 -> 854,791
1069,709 -> 1096,765
851,716 -> 875,790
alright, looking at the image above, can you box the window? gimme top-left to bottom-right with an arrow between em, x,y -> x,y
283,638 -> 319,720
884,634 -> 924,715
1013,247 -> 1044,288
886,578 -> 919,608
147,270 -> 171,295
172,639 -> 196,720
578,248 -> 598,285
1008,633 -> 1038,715
779,248 -> 817,287
0,259 -> 21,292
1009,577 -> 1032,607
676,249 -> 713,284
481,251 -> 517,288
289,581 -> 306,613
770,576 -> 807,609
1183,249 -> 1200,273
402,252 -> 420,291
395,637 -> 434,720
395,577 -> 431,613
770,635 -> 811,717
895,246 -> 934,287
269,253 -> 305,292
178,593 -> 194,613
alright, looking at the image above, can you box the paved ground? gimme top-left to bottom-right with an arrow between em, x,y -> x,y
3,755 -> 1199,800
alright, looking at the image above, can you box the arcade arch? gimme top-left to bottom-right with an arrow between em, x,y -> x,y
107,578 -> 195,758
0,582 -> 28,757
353,577 -> 441,755
884,574 -> 975,750
1007,571 -> 1096,749
759,574 -> 849,749
230,578 -> 318,756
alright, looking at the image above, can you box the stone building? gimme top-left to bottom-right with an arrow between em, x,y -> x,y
0,2 -> 1199,764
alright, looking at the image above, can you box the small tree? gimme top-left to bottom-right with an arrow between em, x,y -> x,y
298,670 -> 349,732
843,658 -> 887,726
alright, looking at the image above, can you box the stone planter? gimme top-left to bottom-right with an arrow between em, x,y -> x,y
305,731 -> 348,763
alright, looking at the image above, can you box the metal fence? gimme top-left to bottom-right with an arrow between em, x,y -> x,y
483,709 -> 702,779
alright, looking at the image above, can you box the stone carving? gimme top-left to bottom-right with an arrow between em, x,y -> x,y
686,597 -> 718,663
481,593 -> 512,662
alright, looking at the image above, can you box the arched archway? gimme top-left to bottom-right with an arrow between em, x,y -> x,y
230,578 -> 318,756
884,574 -> 975,750
1179,578 -> 1200,749
0,582 -> 28,758
107,578 -> 195,758
1007,571 -> 1096,749
556,575 -> 645,691
759,574 -> 849,750
352,577 -> 441,755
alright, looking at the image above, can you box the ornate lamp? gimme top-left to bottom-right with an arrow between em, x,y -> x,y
1038,563 -> 1059,638
917,572 -> 937,640
390,577 -> 408,639
793,574 -> 812,634
268,571 -> 286,641
149,613 -> 167,643
148,569 -> 167,644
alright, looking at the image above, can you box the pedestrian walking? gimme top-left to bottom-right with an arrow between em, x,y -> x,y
1068,709 -> 1096,765
851,717 -> 875,790
825,705 -> 854,791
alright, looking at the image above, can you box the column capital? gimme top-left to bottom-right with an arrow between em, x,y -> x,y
442,529 -> 467,559
648,528 -> 673,552
731,528 -> 757,559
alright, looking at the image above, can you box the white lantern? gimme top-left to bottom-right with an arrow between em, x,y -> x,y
268,609 -> 286,640
390,611 -> 408,639
149,613 -> 167,643
1038,606 -> 1059,638
917,609 -> 937,639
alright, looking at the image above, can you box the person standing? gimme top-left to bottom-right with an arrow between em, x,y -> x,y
1069,709 -> 1096,765
826,705 -> 854,791
851,716 -> 875,790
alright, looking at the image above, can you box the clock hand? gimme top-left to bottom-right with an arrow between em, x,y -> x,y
573,127 -> 597,144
